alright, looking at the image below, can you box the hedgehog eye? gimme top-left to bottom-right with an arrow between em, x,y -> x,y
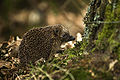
53,28 -> 60,36
61,33 -> 68,38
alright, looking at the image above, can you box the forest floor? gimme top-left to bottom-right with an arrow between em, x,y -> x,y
0,36 -> 120,80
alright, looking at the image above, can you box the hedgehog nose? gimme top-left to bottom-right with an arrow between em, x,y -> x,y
69,36 -> 75,41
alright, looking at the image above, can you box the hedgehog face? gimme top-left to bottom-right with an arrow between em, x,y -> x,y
60,32 -> 75,43
52,24 -> 75,43
52,25 -> 75,43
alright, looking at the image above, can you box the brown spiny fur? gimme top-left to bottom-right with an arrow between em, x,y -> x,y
18,24 -> 74,66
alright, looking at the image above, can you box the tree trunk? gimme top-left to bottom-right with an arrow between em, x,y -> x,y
84,0 -> 120,58
82,0 -> 120,79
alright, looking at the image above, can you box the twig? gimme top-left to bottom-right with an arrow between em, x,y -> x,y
52,64 -> 75,80
37,67 -> 53,80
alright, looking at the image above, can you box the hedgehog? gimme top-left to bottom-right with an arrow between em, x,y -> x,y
18,24 -> 75,66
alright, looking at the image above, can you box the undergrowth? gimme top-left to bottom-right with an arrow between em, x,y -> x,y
16,48 -> 92,80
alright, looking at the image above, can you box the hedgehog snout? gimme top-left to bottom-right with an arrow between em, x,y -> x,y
61,34 -> 75,42
68,35 -> 75,41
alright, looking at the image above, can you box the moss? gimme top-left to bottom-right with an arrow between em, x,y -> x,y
95,1 -> 120,58
70,68 -> 92,80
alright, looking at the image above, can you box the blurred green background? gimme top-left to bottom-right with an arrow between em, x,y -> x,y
0,0 -> 90,42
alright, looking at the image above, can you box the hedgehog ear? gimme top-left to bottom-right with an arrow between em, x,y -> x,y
53,28 -> 60,36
